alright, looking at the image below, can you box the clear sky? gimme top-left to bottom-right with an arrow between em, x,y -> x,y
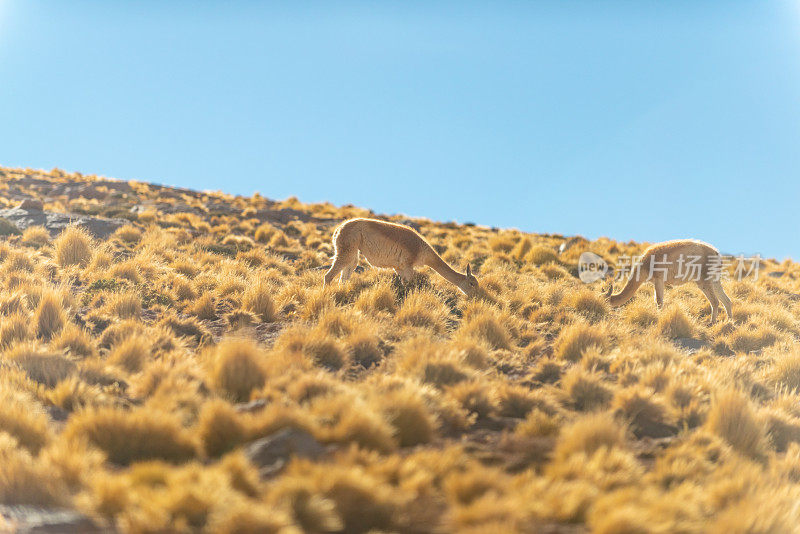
1,1 -> 798,259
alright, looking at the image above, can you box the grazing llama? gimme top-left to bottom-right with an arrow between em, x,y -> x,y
605,239 -> 733,324
324,218 -> 482,296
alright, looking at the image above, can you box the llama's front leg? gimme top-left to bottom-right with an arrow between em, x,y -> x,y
653,278 -> 665,309
393,266 -> 416,286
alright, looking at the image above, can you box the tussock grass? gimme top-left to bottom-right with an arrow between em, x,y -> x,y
764,347 -> 800,392
396,291 -> 449,333
197,399 -> 248,457
34,288 -> 66,340
6,342 -> 76,387
54,225 -> 92,267
553,412 -> 627,462
304,338 -> 349,371
0,166 -> 797,532
657,305 -> 695,339
378,387 -> 437,446
706,390 -> 768,461
64,408 -> 197,465
243,280 -> 278,322
210,339 -> 267,402
459,306 -> 512,350
52,324 -> 96,358
561,367 -> 613,412
108,334 -> 151,372
114,224 -> 142,244
106,290 -> 142,319
0,434 -> 67,506
0,392 -> 51,453
396,338 -> 470,388
554,323 -> 607,362
21,225 -> 51,247
525,246 -> 559,265
567,288 -> 609,321
612,387 -> 676,439
0,312 -> 31,348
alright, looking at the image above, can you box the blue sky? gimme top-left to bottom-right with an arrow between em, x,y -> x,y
1,1 -> 798,259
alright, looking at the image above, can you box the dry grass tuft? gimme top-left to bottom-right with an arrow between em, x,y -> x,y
764,348 -> 800,392
34,288 -> 66,341
0,313 -> 31,348
21,225 -> 51,247
378,387 -> 436,447
114,224 -> 142,244
706,390 -> 768,461
64,408 -> 197,465
355,284 -> 397,314
553,323 -> 607,362
6,343 -> 76,387
106,290 -> 142,319
0,166 -> 797,532
54,225 -> 92,267
0,434 -> 67,506
211,339 -> 267,402
459,308 -> 512,350
243,280 -> 278,322
657,305 -> 694,339
612,387 -> 677,439
0,392 -> 51,454
553,412 -> 626,461
304,338 -> 349,371
396,291 -> 449,333
108,334 -> 151,372
561,367 -> 613,411
52,324 -> 96,358
197,399 -> 248,457
525,246 -> 558,265
567,288 -> 609,321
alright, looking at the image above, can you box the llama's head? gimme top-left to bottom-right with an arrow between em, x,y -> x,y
458,264 -> 482,297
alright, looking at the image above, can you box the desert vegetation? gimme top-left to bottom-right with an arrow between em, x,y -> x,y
0,166 -> 799,533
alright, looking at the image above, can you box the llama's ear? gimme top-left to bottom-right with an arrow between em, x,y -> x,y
466,264 -> 472,277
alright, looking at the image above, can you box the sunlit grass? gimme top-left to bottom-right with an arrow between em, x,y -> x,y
0,166 -> 798,532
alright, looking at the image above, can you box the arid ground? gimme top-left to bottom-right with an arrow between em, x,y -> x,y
1,166 -> 799,533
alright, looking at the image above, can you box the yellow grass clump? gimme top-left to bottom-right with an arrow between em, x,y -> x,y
210,339 -> 267,402
54,225 -> 93,267
705,390 -> 768,461
63,408 -> 197,465
34,288 -> 66,340
0,166 -> 795,532
553,322 -> 607,362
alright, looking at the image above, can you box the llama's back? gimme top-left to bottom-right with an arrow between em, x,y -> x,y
643,239 -> 719,259
332,218 -> 432,268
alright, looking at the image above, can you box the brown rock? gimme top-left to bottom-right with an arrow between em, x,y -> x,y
17,198 -> 44,211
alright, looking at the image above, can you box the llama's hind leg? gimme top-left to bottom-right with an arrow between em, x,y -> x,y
712,281 -> 732,321
324,258 -> 345,288
324,250 -> 357,288
698,282 -> 720,324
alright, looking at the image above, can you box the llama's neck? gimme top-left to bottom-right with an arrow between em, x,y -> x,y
425,251 -> 466,288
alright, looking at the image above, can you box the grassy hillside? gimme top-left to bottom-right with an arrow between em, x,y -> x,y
1,166 -> 799,533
